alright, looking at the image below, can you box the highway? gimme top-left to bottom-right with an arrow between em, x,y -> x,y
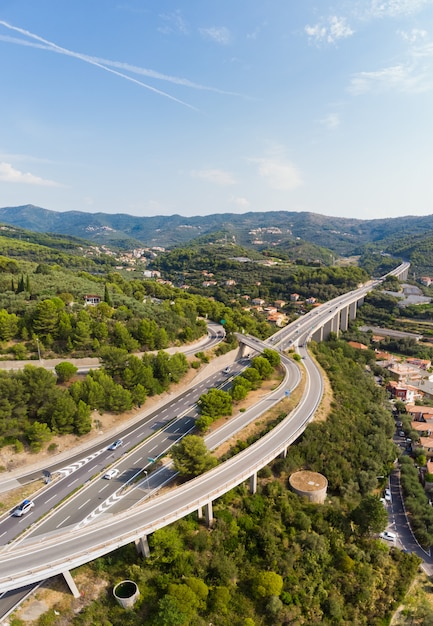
0,262 -> 410,614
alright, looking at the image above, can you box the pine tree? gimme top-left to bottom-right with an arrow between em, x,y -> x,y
104,284 -> 112,306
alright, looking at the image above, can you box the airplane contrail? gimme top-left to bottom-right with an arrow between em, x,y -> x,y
0,20 -> 198,110
0,33 -> 243,98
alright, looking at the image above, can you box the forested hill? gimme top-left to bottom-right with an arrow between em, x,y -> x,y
2,204 -> 433,257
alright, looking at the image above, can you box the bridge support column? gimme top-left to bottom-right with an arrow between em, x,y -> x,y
323,319 -> 333,340
204,501 -> 214,527
357,296 -> 364,307
311,327 -> 323,342
62,570 -> 80,598
331,314 -> 340,336
249,472 -> 257,494
136,535 -> 151,558
340,306 -> 349,332
349,301 -> 357,320
280,447 -> 287,459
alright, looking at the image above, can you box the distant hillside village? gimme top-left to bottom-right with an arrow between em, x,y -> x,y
349,336 -> 433,480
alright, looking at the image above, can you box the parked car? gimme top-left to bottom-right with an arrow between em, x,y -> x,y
13,499 -> 35,517
399,431 -> 405,437
380,531 -> 396,542
108,439 -> 123,451
384,488 -> 392,502
103,468 -> 120,480
223,366 -> 230,374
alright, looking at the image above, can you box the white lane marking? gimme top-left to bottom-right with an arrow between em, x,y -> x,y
77,498 -> 91,510
0,531 -> 6,539
45,494 -> 57,503
98,485 -> 109,493
149,445 -> 158,452
134,457 -> 143,463
56,516 -> 70,528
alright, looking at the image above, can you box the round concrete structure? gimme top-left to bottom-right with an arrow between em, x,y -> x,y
289,470 -> 328,503
113,580 -> 140,608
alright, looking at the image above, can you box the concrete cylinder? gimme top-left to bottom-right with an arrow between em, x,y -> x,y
289,470 -> 328,504
113,580 -> 140,608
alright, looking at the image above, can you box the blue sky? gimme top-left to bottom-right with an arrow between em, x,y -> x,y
1,1 -> 433,220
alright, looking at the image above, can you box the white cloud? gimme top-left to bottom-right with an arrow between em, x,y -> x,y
190,169 -> 236,185
305,15 -> 354,45
158,10 -> 189,35
368,0 -> 433,17
399,27 -> 428,42
249,150 -> 302,191
320,113 -> 340,129
349,62 -> 431,93
199,26 -> 231,45
0,162 -> 61,187
230,196 -> 250,208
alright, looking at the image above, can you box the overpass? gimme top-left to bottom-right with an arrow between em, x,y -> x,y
0,261 -> 410,596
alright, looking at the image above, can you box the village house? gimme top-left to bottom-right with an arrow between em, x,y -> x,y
348,341 -> 369,350
251,298 -> 266,306
290,293 -> 300,302
420,276 -> 433,286
406,357 -> 432,370
386,362 -> 432,383
84,294 -> 101,306
386,380 -> 420,403
274,300 -> 286,309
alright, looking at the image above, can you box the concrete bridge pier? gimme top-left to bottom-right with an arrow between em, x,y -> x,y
198,502 -> 214,527
249,472 -> 257,494
311,326 -> 323,343
135,535 -> 150,558
62,570 -> 80,598
204,501 -> 214,527
349,301 -> 357,321
331,313 -> 340,336
340,306 -> 349,332
322,319 -> 333,341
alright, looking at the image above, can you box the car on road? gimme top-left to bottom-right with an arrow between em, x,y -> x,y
223,366 -> 230,374
399,430 -> 405,437
380,531 -> 396,542
103,468 -> 120,480
108,439 -> 123,451
384,488 -> 392,502
13,499 -> 34,517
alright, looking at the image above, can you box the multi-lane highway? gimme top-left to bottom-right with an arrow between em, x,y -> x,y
0,262 -> 410,616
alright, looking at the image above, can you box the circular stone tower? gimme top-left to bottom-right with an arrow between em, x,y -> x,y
289,470 -> 328,503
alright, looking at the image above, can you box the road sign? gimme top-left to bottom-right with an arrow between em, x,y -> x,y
220,319 -> 226,325
285,390 -> 291,397
148,457 -> 156,463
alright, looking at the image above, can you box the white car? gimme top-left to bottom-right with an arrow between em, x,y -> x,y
384,488 -> 392,502
108,439 -> 123,451
380,531 -> 396,542
13,499 -> 35,517
104,468 -> 120,480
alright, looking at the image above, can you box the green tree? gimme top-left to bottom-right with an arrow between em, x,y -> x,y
254,571 -> 284,598
74,400 -> 92,435
198,388 -> 232,419
25,421 -> 52,451
171,435 -> 218,478
351,494 -> 388,536
0,309 -> 18,340
32,299 -> 59,337
54,362 -> 78,383
251,355 -> 273,379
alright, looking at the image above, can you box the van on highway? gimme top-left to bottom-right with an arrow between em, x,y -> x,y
380,531 -> 396,542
